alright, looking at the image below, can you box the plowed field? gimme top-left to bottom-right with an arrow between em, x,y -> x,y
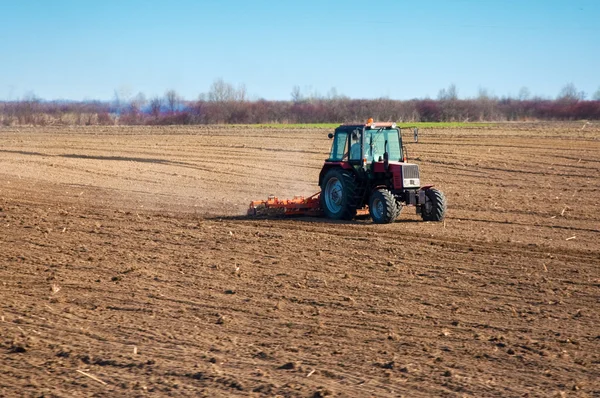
1,123 -> 599,397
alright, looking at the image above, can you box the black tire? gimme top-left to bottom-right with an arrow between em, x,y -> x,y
369,189 -> 399,224
421,188 -> 447,221
320,168 -> 357,220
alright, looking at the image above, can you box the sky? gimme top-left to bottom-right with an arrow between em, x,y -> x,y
1,0 -> 599,101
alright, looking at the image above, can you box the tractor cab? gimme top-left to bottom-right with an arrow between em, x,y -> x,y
326,120 -> 405,169
321,120 -> 409,189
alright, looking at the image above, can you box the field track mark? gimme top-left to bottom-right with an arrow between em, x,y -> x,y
448,206 -> 600,223
448,215 -> 600,234
0,149 -> 195,167
426,159 -> 598,178
240,219 -> 599,263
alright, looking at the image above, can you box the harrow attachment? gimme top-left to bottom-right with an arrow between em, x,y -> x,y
247,193 -> 323,217
248,192 -> 370,218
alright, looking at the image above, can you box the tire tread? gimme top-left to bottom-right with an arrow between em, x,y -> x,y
421,188 -> 446,221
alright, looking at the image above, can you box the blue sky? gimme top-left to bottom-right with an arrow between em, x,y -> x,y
1,0 -> 599,101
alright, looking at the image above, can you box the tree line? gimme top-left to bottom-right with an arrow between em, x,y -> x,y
1,80 -> 600,126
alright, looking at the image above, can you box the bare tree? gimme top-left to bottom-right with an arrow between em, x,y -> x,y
149,97 -> 162,118
557,83 -> 585,101
327,87 -> 341,100
436,84 -> 459,121
477,87 -> 491,100
17,91 -> 41,124
437,87 -> 445,100
447,84 -> 458,100
208,79 -> 235,102
305,86 -> 322,103
112,89 -> 122,114
130,92 -> 147,112
291,85 -> 303,103
437,84 -> 458,101
113,85 -> 133,114
236,83 -> 247,102
518,86 -> 531,101
207,79 -> 248,102
165,89 -> 181,113
593,86 -> 600,101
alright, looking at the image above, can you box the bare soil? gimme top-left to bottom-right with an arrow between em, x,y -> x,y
1,123 -> 599,397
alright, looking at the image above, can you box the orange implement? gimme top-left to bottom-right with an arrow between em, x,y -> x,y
248,192 -> 370,218
247,192 -> 323,217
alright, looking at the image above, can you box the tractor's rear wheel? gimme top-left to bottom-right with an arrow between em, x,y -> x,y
421,188 -> 447,221
320,169 -> 357,220
369,189 -> 399,224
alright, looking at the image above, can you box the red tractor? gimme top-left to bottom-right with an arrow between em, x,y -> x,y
248,120 -> 447,224
318,120 -> 446,223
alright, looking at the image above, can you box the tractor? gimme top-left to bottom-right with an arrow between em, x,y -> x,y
318,120 -> 446,223
248,120 -> 447,224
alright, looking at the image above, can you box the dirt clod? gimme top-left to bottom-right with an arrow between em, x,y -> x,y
278,362 -> 300,370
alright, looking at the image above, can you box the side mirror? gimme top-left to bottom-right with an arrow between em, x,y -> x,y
327,133 -> 334,139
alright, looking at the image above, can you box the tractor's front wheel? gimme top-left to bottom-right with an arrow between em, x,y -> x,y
369,189 -> 399,224
421,188 -> 447,221
320,168 -> 357,220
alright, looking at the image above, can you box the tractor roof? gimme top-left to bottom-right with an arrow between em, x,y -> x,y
338,122 -> 397,129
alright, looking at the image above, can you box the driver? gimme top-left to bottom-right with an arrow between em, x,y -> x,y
349,131 -> 361,160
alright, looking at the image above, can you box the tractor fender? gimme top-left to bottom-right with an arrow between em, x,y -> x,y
371,184 -> 389,193
318,162 -> 354,186
417,185 -> 434,206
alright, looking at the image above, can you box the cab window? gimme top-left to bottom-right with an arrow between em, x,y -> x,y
387,130 -> 402,161
365,128 -> 402,162
328,131 -> 348,161
349,129 -> 362,161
